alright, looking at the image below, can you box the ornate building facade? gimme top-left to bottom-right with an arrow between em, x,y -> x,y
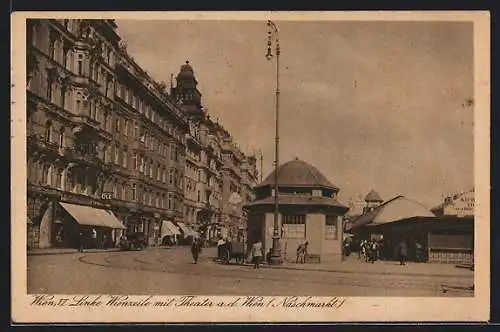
26,19 -> 258,249
171,62 -> 258,242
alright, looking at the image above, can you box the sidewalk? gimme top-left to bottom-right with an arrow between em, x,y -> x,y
27,246 -> 176,256
223,256 -> 474,278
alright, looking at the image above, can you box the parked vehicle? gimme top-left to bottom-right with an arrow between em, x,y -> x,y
120,232 -> 146,251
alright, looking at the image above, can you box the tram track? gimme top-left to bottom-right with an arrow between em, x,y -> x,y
77,251 -> 473,295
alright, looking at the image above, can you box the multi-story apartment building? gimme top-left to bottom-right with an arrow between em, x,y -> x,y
171,62 -> 258,242
25,19 -> 258,249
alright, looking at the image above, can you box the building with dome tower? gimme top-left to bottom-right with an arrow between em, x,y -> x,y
171,60 -> 258,243
244,158 -> 349,263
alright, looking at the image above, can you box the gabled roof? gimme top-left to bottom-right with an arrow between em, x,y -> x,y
364,189 -> 383,202
351,195 -> 434,229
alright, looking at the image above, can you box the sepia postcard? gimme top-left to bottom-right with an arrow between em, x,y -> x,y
11,11 -> 490,323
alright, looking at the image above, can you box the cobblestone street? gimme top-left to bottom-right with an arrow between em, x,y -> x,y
27,246 -> 474,297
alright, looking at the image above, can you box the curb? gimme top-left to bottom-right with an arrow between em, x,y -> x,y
221,262 -> 473,279
27,246 -> 180,256
28,248 -> 121,256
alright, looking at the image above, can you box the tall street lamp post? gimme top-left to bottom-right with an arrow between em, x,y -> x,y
266,20 -> 283,265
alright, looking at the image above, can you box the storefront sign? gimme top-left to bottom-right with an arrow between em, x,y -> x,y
101,192 -> 114,200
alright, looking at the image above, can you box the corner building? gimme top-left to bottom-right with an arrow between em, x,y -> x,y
26,19 -> 258,249
26,19 -> 187,248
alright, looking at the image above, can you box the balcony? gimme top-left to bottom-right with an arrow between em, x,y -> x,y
27,134 -> 60,155
130,139 -> 147,152
71,115 -> 101,135
64,148 -> 103,168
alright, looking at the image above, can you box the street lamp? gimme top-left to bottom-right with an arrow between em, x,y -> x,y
266,20 -> 282,265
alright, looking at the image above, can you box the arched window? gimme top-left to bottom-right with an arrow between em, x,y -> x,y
58,127 -> 65,148
112,180 -> 118,198
41,164 -> 50,184
44,121 -> 52,143
121,182 -> 127,200
132,184 -> 137,201
169,169 -> 174,184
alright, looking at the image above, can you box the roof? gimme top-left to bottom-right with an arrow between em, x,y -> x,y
257,158 -> 338,190
351,195 -> 434,229
244,195 -> 349,210
364,189 -> 383,202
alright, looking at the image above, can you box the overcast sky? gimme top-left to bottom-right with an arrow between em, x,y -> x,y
115,19 -> 474,208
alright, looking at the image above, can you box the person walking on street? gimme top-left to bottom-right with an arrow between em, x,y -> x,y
250,239 -> 264,269
191,237 -> 202,264
399,240 -> 408,265
91,228 -> 97,249
296,241 -> 309,264
217,237 -> 226,262
78,230 -> 84,253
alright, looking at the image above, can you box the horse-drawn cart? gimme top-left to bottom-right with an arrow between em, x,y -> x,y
219,241 -> 246,265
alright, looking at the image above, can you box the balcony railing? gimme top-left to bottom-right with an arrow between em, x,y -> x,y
27,134 -> 60,153
71,115 -> 101,133
130,139 -> 147,152
63,148 -> 102,167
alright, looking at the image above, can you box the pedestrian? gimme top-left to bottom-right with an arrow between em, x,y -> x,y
369,240 -> 378,263
191,237 -> 202,264
225,237 -> 233,264
296,241 -> 309,264
217,237 -> 226,262
78,230 -> 84,253
399,240 -> 408,265
415,240 -> 423,262
251,239 -> 264,269
91,228 -> 97,249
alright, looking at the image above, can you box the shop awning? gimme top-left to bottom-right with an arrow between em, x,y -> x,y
59,202 -> 126,229
161,220 -> 182,237
177,222 -> 199,237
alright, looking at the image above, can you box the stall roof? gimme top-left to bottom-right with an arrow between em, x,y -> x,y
351,195 -> 434,229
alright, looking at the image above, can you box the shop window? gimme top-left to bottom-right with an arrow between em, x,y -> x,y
325,215 -> 339,240
312,189 -> 322,197
282,214 -> 306,239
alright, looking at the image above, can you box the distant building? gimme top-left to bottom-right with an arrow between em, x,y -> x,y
244,158 -> 349,263
431,189 -> 475,217
171,61 -> 258,243
350,195 -> 474,265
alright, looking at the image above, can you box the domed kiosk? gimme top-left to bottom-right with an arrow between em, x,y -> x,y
244,158 -> 349,263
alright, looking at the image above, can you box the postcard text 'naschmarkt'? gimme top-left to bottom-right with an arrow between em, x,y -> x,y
30,295 -> 346,310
